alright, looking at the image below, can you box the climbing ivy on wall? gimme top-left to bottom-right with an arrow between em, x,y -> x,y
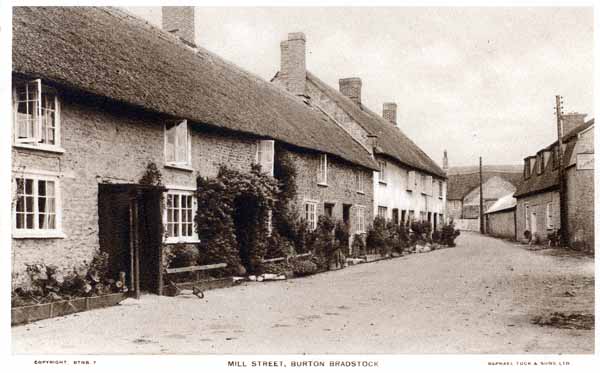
195,164 -> 278,274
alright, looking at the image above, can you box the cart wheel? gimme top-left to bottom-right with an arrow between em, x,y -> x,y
192,287 -> 204,299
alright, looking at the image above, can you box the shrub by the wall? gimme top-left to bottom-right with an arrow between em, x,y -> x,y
440,222 -> 461,247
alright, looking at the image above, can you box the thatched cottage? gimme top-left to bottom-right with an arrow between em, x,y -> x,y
272,33 -> 447,231
11,7 -> 377,292
514,114 -> 594,250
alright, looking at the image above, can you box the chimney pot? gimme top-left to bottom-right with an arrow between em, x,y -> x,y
443,150 -> 448,170
339,77 -> 362,105
162,7 -> 196,47
382,102 -> 397,125
280,32 -> 306,96
561,112 -> 587,137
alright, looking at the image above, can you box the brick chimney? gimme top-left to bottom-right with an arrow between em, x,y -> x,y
280,32 -> 306,96
162,7 -> 196,47
561,112 -> 587,137
443,150 -> 448,170
339,78 -> 362,105
382,102 -> 397,125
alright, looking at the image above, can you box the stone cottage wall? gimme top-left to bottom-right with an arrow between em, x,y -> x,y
515,190 -> 560,243
284,148 -> 374,238
12,93 -> 256,285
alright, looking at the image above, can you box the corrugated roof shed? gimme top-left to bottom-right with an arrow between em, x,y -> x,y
12,6 -> 378,170
305,72 -> 446,178
484,193 -> 516,214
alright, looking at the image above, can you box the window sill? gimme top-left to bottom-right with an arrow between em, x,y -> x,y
317,182 -> 328,187
165,163 -> 194,172
13,143 -> 65,154
164,238 -> 201,245
356,190 -> 365,195
13,231 -> 66,239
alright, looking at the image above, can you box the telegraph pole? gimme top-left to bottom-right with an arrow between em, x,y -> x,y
479,156 -> 484,234
555,95 -> 569,246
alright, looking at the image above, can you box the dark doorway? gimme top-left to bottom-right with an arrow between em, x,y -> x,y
342,204 -> 351,226
434,213 -> 438,231
233,194 -> 260,273
392,209 -> 399,225
427,212 -> 432,224
98,183 -> 165,298
324,203 -> 335,218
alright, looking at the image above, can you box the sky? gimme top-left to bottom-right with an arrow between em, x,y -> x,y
124,6 -> 593,168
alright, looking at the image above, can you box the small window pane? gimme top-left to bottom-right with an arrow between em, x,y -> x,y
25,196 -> 34,213
25,179 -> 33,195
16,196 -> 24,213
38,180 -> 46,196
26,213 -> 34,229
16,213 -> 24,229
47,214 -> 56,229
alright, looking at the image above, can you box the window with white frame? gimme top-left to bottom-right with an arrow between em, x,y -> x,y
546,202 -> 553,229
378,206 -> 388,220
420,174 -> 427,195
356,206 -> 365,233
318,153 -> 328,185
407,170 -> 415,191
378,160 -> 387,183
256,140 -> 275,176
425,175 -> 433,196
305,201 -> 318,230
13,79 -> 61,149
525,204 -> 530,230
356,170 -> 364,193
165,120 -> 191,167
13,173 -> 62,237
165,190 -> 198,243
438,180 -> 443,198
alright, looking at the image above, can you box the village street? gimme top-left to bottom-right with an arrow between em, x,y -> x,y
12,232 -> 594,354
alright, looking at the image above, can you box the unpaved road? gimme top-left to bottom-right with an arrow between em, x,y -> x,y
12,232 -> 594,354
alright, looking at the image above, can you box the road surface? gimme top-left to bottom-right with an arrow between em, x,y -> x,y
12,232 -> 594,354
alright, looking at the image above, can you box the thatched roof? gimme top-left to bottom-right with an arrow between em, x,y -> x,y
12,7 -> 377,170
514,119 -> 593,198
304,72 -> 446,178
446,166 -> 522,201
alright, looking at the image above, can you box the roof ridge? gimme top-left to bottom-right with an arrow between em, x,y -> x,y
305,71 -> 445,178
13,7 -> 378,170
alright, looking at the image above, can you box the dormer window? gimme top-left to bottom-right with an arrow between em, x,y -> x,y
13,79 -> 62,152
256,140 -> 275,176
552,145 -> 560,169
537,154 -> 544,174
378,160 -> 387,184
165,120 -> 191,169
318,153 -> 328,185
407,170 -> 415,191
356,170 -> 364,193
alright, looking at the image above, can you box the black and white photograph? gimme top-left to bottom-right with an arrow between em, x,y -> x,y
2,0 -> 597,371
